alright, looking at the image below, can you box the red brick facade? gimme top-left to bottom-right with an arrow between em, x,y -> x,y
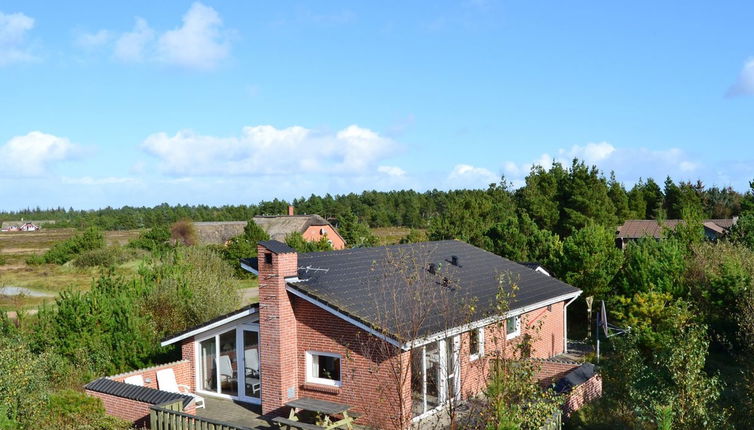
301,225 -> 346,250
258,243 -> 300,415
85,390 -> 154,428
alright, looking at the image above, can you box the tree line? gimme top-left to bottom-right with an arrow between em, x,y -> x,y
0,159 -> 748,234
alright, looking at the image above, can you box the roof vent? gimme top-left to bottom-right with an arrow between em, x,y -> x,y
428,263 -> 437,275
451,255 -> 459,266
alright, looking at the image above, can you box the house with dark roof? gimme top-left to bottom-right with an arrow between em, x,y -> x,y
88,240 -> 582,429
615,218 -> 737,249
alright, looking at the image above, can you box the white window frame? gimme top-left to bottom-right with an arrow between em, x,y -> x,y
305,351 -> 342,387
469,327 -> 485,361
506,316 -> 521,339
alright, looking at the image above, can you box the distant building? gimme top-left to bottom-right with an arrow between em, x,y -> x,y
0,220 -> 51,232
615,218 -> 737,249
194,206 -> 346,249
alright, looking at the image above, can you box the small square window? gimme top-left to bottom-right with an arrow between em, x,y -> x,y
264,252 -> 273,264
506,316 -> 521,339
469,328 -> 484,361
306,352 -> 342,387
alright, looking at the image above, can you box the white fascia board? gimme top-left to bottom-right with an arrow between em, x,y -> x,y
161,307 -> 258,347
402,290 -> 582,350
285,285 -> 403,349
240,262 -> 258,275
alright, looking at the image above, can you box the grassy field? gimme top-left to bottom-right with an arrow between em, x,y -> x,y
372,226 -> 426,245
0,228 -> 259,312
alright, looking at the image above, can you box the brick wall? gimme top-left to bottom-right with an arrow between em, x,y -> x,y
294,296 -> 411,429
109,360 -> 192,392
292,297 -> 569,429
459,302 -> 567,400
302,225 -> 346,249
563,373 -> 602,416
258,243 -> 300,415
85,390 -> 154,428
181,340 -> 196,392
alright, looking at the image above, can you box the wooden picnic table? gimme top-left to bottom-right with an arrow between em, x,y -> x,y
280,397 -> 359,430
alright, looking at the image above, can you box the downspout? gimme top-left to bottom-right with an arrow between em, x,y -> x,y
563,294 -> 581,354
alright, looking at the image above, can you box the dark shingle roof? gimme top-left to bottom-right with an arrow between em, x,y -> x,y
259,240 -> 296,254
85,378 -> 192,407
554,363 -> 596,393
290,240 -> 580,342
240,257 -> 258,272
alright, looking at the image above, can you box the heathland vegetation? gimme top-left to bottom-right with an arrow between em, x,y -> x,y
2,159 -> 754,428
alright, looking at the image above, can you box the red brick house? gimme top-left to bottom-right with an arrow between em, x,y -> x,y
148,240 -> 581,428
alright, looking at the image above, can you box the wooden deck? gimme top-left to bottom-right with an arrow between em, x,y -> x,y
196,397 -> 274,429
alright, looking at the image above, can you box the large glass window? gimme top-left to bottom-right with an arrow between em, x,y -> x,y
243,330 -> 260,399
200,337 -> 217,392
218,330 -> 237,396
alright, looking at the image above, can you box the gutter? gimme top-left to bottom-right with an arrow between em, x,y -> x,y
563,292 -> 582,354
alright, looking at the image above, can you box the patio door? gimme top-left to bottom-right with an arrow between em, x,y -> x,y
196,325 -> 261,404
239,327 -> 261,402
410,336 -> 461,419
198,329 -> 239,397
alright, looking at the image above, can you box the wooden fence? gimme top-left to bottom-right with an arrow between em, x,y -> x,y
149,400 -> 255,430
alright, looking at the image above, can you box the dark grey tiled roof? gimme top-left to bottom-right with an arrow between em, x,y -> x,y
554,363 -> 596,393
290,240 -> 580,342
518,262 -> 544,271
85,378 -> 192,407
240,257 -> 258,271
259,240 -> 296,254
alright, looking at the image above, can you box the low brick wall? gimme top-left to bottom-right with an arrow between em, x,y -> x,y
86,360 -> 196,428
534,358 -> 580,387
563,373 -> 602,416
109,360 -> 192,391
85,390 -> 153,428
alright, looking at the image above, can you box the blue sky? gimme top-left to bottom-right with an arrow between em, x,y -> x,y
1,1 -> 754,210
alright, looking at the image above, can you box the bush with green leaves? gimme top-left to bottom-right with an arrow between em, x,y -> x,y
41,227 -> 105,264
72,246 -> 140,268
0,338 -> 51,428
143,246 -> 240,335
285,232 -> 333,253
45,389 -> 131,429
31,273 -> 162,376
221,220 -> 269,276
555,223 -> 623,298
127,225 -> 172,253
612,238 -> 687,297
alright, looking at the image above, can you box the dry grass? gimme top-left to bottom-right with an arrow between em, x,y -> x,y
372,226 -> 427,245
0,228 -> 259,312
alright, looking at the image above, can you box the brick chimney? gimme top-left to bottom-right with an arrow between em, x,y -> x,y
258,241 -> 299,415
288,205 -> 295,216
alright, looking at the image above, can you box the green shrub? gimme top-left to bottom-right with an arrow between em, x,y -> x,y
0,338 -> 50,427
128,225 -> 171,254
45,390 -> 131,429
72,247 -> 139,268
0,256 -> 5,266
25,254 -> 45,265
42,227 -> 105,264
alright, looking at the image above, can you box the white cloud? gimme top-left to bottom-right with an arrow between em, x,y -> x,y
0,131 -> 80,176
62,176 -> 138,185
142,124 -> 398,176
92,3 -> 230,69
501,142 -> 701,189
114,18 -> 154,62
0,10 -> 36,66
559,141 -> 615,164
378,165 -> 406,177
75,29 -> 112,49
157,2 -> 230,70
447,164 -> 498,188
728,58 -> 754,96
